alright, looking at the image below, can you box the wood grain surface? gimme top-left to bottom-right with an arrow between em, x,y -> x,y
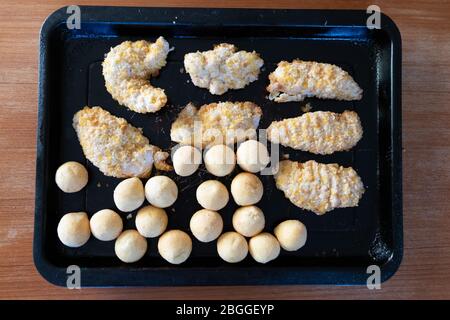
0,0 -> 449,300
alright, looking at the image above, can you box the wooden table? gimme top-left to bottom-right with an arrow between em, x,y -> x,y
1,0 -> 449,300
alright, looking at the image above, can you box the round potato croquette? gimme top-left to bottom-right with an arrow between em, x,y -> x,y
232,206 -> 265,237
135,205 -> 168,238
249,232 -> 280,264
158,230 -> 192,264
217,232 -> 248,263
55,161 -> 88,193
90,209 -> 123,241
114,230 -> 148,263
274,220 -> 307,251
57,212 -> 90,248
236,140 -> 270,173
172,145 -> 201,177
190,209 -> 223,242
196,180 -> 229,211
231,172 -> 263,206
204,145 -> 236,177
145,175 -> 178,208
113,177 -> 145,212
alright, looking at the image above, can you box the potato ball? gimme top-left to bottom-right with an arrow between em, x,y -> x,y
57,212 -> 90,247
232,206 -> 265,237
172,145 -> 201,176
113,177 -> 145,212
55,161 -> 88,193
204,144 -> 236,177
89,209 -> 123,241
217,232 -> 248,263
135,205 -> 168,238
158,230 -> 192,264
236,140 -> 270,173
145,175 -> 178,208
230,172 -> 263,206
249,232 -> 280,264
190,209 -> 223,242
274,220 -> 307,251
196,180 -> 229,211
114,230 -> 148,263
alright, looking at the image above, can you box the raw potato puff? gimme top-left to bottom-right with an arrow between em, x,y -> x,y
204,144 -> 236,177
135,205 -> 168,238
90,209 -> 123,241
236,140 -> 270,173
114,230 -> 148,263
230,172 -> 263,206
158,230 -> 192,264
249,232 -> 280,264
145,175 -> 178,208
57,212 -> 91,248
172,145 -> 201,176
232,206 -> 265,237
217,232 -> 248,263
113,177 -> 145,212
274,220 -> 307,251
196,180 -> 229,211
190,209 -> 223,242
55,161 -> 88,193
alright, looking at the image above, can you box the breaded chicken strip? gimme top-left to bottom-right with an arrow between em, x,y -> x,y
170,101 -> 262,148
267,110 -> 363,155
184,44 -> 264,95
275,160 -> 364,215
73,106 -> 171,178
102,37 -> 171,113
267,60 -> 363,102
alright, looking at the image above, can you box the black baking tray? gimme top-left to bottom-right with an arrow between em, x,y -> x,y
35,6 -> 402,286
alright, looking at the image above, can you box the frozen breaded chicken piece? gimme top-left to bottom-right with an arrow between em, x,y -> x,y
267,110 -> 363,155
184,43 -> 264,95
275,160 -> 364,215
102,37 -> 171,113
73,106 -> 171,178
267,60 -> 363,102
170,101 -> 262,148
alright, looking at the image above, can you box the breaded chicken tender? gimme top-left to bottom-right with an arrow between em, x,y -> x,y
184,44 -> 264,95
267,60 -> 363,102
275,160 -> 364,215
73,106 -> 171,178
267,110 -> 363,155
102,37 -> 171,113
170,101 -> 262,148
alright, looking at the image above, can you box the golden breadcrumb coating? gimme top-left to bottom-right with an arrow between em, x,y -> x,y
73,106 -> 171,178
184,43 -> 264,95
267,110 -> 363,155
275,160 -> 364,215
170,101 -> 262,148
267,60 -> 363,102
102,37 -> 171,113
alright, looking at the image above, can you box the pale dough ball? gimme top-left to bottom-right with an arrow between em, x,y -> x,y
231,172 -> 263,206
113,177 -> 145,212
232,205 -> 265,237
89,209 -> 123,241
158,230 -> 192,264
172,145 -> 201,176
190,209 -> 223,242
145,175 -> 178,208
55,161 -> 88,193
249,232 -> 280,264
274,220 -> 307,251
135,205 -> 168,238
236,140 -> 270,173
196,180 -> 229,211
114,230 -> 148,263
57,212 -> 90,247
204,144 -> 236,177
217,232 -> 248,263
